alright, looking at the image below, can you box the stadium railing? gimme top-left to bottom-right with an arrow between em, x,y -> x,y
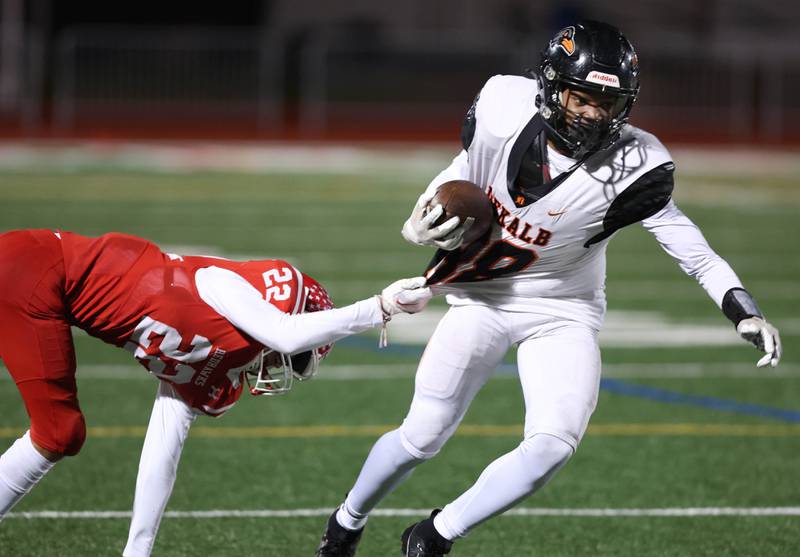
3,25 -> 799,143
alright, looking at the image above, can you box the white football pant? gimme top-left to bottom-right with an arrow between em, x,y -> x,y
340,303 -> 601,538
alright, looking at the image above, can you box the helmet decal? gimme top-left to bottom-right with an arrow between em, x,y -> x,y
585,70 -> 620,88
552,26 -> 576,56
301,275 -> 335,361
304,281 -> 333,313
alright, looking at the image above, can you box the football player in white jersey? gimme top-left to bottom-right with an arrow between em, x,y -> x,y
315,20 -> 782,557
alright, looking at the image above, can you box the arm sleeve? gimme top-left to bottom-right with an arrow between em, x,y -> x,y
423,150 -> 471,196
641,199 -> 744,307
123,382 -> 197,557
195,266 -> 384,354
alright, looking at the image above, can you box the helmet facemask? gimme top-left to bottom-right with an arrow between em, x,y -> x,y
538,65 -> 636,159
245,348 -> 322,396
245,349 -> 291,396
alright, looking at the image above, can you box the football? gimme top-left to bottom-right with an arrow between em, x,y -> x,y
430,180 -> 495,245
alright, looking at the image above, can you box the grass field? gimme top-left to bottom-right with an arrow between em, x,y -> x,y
0,144 -> 798,556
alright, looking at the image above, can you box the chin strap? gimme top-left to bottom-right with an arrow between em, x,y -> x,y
377,295 -> 392,348
721,287 -> 763,326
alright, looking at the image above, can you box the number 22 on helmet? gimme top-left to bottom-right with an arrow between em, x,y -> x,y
247,265 -> 335,396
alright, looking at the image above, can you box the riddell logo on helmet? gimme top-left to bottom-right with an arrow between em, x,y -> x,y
585,71 -> 620,87
552,27 -> 576,56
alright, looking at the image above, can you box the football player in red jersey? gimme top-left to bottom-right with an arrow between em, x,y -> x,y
0,229 -> 432,556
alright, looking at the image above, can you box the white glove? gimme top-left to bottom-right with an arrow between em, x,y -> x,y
401,191 -> 474,251
434,216 -> 475,251
379,276 -> 432,316
736,317 -> 782,368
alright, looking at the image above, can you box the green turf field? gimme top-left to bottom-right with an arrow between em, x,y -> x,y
0,146 -> 798,556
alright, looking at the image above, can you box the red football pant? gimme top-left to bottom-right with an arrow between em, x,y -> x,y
0,230 -> 85,456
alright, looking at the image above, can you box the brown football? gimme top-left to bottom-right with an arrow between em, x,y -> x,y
430,180 -> 495,245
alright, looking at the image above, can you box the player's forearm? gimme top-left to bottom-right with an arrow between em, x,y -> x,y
642,201 -> 743,306
426,150 -> 471,194
196,266 -> 384,354
124,384 -> 196,557
681,252 -> 743,308
259,298 -> 384,354
643,202 -> 780,366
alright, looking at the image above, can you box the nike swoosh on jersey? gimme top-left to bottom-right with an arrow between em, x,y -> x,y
547,209 -> 568,217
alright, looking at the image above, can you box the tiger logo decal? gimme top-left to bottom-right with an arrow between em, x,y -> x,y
552,26 -> 576,56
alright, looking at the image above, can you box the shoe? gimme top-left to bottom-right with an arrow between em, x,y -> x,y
315,508 -> 364,557
400,509 -> 453,556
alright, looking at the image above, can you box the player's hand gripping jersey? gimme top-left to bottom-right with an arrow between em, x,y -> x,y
422,75 -> 743,326
59,231 -> 354,415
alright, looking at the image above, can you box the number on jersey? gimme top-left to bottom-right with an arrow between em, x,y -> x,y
125,316 -> 212,384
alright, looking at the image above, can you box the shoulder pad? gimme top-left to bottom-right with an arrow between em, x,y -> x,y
620,125 -> 673,166
584,125 -> 673,185
584,162 -> 675,247
474,75 -> 538,142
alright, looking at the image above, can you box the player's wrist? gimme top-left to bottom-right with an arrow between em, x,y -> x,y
722,287 -> 763,326
375,294 -> 393,321
375,295 -> 392,348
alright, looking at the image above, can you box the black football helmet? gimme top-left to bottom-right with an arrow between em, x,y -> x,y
534,21 -> 640,158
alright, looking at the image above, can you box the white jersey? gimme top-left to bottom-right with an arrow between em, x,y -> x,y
422,74 -> 742,328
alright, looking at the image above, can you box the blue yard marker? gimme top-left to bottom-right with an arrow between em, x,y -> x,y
340,338 -> 800,424
600,378 -> 800,424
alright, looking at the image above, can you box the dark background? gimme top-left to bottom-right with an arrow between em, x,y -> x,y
2,0 -> 798,143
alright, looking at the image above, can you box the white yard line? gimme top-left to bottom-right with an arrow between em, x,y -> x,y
2,362 -> 800,381
7,507 -> 800,519
390,308 -> 800,346
0,141 -> 454,177
0,141 -> 797,176
2,423 -> 799,440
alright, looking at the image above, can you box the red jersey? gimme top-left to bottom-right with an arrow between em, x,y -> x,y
60,231 -> 305,415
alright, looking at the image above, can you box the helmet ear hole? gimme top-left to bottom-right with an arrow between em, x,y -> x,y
290,350 -> 313,377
